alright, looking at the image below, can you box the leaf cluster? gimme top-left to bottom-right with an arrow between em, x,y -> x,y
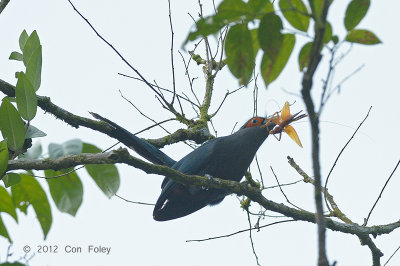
185,0 -> 380,86
0,31 -> 120,243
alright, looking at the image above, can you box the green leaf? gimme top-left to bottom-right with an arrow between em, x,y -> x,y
45,169 -> 83,216
82,143 -> 101,154
217,0 -> 249,20
332,35 -> 339,44
22,31 -> 41,67
19,30 -> 29,51
184,0 -> 248,44
298,42 -> 313,71
225,24 -> 255,85
0,215 -> 11,242
0,186 -> 18,222
0,262 -> 26,266
15,72 -> 22,79
261,34 -> 295,86
48,143 -> 63,159
11,174 -> 52,239
3,173 -> 22,188
20,141 -> 42,159
248,0 -> 274,17
15,72 -> 37,121
322,22 -> 332,43
344,0 -> 370,31
184,0 -> 272,45
9,52 -> 23,61
345,29 -> 381,45
0,99 -> 26,151
86,164 -> 120,198
0,140 -> 8,176
3,97 -> 16,103
25,45 -> 42,91
48,139 -> 83,159
83,143 -> 120,198
258,13 -> 283,58
63,139 -> 83,155
184,17 -> 223,44
250,29 -> 260,57
279,0 -> 310,32
25,124 -> 46,139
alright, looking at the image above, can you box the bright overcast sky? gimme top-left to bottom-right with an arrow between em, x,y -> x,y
1,0 -> 400,265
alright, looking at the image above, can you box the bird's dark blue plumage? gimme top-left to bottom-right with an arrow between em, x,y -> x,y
91,113 -> 272,221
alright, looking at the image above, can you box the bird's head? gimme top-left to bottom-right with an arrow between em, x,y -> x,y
240,116 -> 275,130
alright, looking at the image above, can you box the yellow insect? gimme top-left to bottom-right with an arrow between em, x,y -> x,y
265,101 -> 307,147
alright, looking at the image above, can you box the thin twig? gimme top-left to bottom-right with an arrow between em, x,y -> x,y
318,46 -> 336,113
210,85 -> 245,118
186,40 -> 203,105
5,244 -> 12,260
167,0 -> 176,105
177,51 -> 201,107
324,106 -> 372,212
118,73 -> 199,107
270,166 -> 304,211
209,119 -> 218,136
247,211 -> 261,266
67,0 -> 156,99
133,118 -> 176,136
118,89 -> 171,134
67,0 -> 190,124
255,156 -> 264,188
115,194 -> 155,206
213,26 -> 228,76
186,219 -> 294,242
119,90 -> 198,149
324,64 -> 365,104
230,122 -> 238,134
281,86 -> 302,98
263,179 -> 303,190
384,243 -> 400,266
364,159 -> 400,226
248,210 -> 286,218
288,156 -> 353,224
252,73 -> 259,116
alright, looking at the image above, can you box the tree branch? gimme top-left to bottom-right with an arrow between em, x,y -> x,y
0,78 -> 213,147
288,156 -> 384,264
6,149 -> 400,239
301,1 -> 331,265
0,0 -> 10,14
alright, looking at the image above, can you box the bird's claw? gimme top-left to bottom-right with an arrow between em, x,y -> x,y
202,174 -> 216,190
205,174 -> 215,182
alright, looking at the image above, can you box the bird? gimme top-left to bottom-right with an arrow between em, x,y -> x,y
91,113 -> 275,221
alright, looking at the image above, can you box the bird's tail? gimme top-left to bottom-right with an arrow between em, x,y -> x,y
90,112 -> 176,166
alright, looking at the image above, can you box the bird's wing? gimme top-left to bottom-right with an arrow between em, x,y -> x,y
159,138 -> 217,189
153,139 -> 220,221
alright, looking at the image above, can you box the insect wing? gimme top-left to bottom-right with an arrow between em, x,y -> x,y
284,125 -> 303,148
281,101 -> 291,120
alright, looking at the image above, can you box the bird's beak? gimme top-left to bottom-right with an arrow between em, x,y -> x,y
261,116 -> 276,130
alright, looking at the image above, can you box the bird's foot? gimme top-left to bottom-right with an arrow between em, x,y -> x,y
205,174 -> 215,182
203,174 -> 216,190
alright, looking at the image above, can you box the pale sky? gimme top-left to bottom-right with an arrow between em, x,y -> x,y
1,0 -> 400,265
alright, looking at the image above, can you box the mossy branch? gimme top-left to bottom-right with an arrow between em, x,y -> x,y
0,78 -> 212,148
6,149 -> 400,241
